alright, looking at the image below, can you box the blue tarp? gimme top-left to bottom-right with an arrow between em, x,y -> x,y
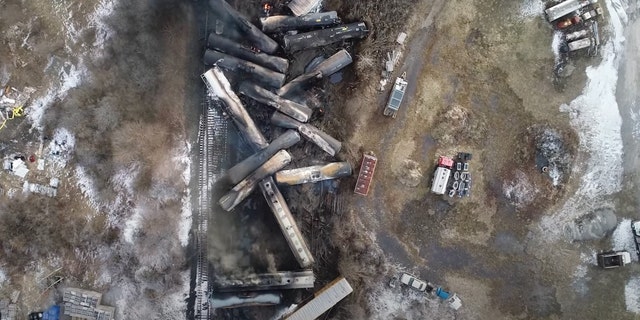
42,305 -> 60,320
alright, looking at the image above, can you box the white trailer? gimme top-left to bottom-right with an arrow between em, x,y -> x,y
431,167 -> 452,195
567,37 -> 594,51
285,277 -> 353,320
545,0 -> 598,22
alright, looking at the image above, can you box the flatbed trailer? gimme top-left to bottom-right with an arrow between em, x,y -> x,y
354,153 -> 377,196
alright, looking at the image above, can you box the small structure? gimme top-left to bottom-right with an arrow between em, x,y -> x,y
354,153 -> 377,196
284,277 -> 353,320
10,159 -> 29,178
383,75 -> 408,118
62,288 -> 115,320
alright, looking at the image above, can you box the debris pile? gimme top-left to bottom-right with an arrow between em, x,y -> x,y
379,32 -> 408,91
448,152 -> 473,198
530,125 -> 573,186
201,0 -> 368,314
543,0 -> 603,78
0,85 -> 34,131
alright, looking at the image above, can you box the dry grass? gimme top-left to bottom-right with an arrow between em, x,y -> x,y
0,0 -> 194,317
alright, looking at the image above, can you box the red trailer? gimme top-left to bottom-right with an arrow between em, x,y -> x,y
354,153 -> 377,196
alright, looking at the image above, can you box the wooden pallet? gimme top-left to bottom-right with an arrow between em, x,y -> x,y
354,153 -> 377,196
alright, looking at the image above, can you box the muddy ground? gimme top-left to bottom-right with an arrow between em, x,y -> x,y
322,0 -> 639,319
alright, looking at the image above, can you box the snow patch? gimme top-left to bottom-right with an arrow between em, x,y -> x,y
28,61 -> 85,131
539,0 -> 627,239
503,170 -> 538,209
74,166 -> 101,211
0,267 -> 7,285
612,219 -> 638,261
179,190 -> 192,247
47,127 -> 76,168
625,276 -> 640,314
629,101 -> 640,139
551,31 -> 564,63
519,0 -> 545,19
89,0 -> 116,50
111,163 -> 140,196
123,206 -> 143,244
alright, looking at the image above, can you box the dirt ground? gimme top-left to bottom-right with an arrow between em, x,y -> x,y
325,0 -> 639,319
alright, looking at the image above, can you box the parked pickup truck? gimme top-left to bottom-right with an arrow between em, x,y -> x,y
399,273 -> 428,292
597,251 -> 631,269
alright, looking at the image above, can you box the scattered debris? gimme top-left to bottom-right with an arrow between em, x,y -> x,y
380,32 -> 408,89
530,125 -> 573,186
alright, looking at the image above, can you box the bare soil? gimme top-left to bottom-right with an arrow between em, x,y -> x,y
318,0 -> 632,319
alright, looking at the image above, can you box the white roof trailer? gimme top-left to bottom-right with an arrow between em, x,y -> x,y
431,167 -> 451,195
285,277 -> 353,320
545,0 -> 598,22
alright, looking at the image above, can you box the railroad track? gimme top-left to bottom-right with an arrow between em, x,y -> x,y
194,95 -> 228,320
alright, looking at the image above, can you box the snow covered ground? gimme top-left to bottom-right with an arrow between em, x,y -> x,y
539,0 -> 629,240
